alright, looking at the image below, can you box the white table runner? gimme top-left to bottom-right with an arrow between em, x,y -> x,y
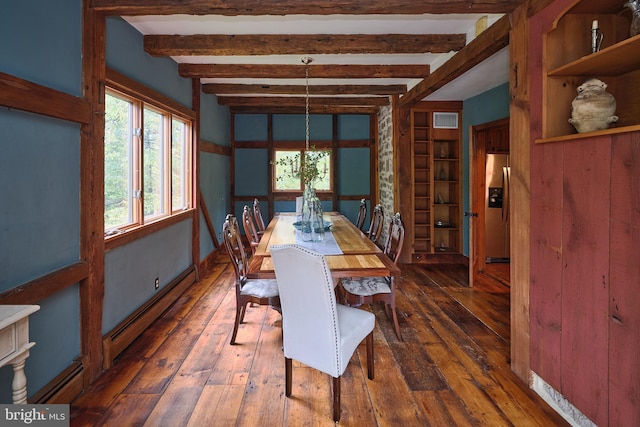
293,230 -> 343,255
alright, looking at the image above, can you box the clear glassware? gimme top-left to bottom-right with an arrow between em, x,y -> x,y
301,187 -> 325,242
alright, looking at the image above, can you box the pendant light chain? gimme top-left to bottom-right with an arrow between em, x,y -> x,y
302,56 -> 312,151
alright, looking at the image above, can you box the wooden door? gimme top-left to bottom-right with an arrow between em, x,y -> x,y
469,128 -> 486,286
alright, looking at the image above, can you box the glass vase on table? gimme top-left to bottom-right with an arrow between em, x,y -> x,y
301,187 -> 325,242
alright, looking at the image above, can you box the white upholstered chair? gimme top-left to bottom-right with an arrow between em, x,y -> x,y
270,244 -> 375,422
341,212 -> 405,340
222,214 -> 280,345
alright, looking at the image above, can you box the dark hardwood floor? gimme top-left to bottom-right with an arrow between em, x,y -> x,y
71,253 -> 567,426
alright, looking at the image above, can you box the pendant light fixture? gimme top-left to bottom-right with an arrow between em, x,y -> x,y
301,56 -> 312,151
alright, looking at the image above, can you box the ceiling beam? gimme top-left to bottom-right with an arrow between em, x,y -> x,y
180,64 -> 429,79
91,0 -> 524,15
144,34 -> 466,57
399,14 -> 511,107
230,105 -> 380,114
217,96 -> 389,107
202,84 -> 406,96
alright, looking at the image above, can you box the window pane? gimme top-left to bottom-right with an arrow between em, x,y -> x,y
143,108 -> 165,218
171,118 -> 187,210
274,151 -> 302,191
104,93 -> 133,229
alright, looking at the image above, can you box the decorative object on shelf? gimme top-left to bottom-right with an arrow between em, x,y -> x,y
591,19 -> 604,53
568,78 -> 618,133
624,0 -> 640,37
439,166 -> 446,181
437,193 -> 445,204
439,143 -> 447,158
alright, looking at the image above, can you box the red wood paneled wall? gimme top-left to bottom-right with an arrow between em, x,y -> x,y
529,1 -> 640,426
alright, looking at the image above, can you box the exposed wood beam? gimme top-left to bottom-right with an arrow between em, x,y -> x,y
180,64 -> 429,79
218,96 -> 389,107
0,261 -> 89,305
145,34 -> 465,56
399,14 -> 511,107
230,105 -> 380,114
91,0 -> 523,15
202,84 -> 406,96
0,72 -> 91,124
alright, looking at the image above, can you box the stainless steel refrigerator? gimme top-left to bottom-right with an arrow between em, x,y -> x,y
485,154 -> 510,263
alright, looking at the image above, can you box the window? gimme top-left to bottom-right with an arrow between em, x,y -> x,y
273,149 -> 331,192
104,88 -> 193,234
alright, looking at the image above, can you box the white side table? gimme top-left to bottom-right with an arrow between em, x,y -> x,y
0,305 -> 40,404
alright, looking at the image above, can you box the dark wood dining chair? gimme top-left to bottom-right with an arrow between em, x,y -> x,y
270,244 -> 374,422
252,198 -> 266,234
222,214 -> 280,345
341,212 -> 405,340
242,205 -> 261,254
355,198 -> 367,231
367,203 -> 385,245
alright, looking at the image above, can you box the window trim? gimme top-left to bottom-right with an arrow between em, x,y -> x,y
104,68 -> 196,245
272,146 -> 333,194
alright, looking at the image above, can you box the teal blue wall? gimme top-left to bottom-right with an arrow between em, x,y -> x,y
0,0 -> 83,403
0,6 -> 229,402
200,88 -> 231,259
102,16 -> 194,332
106,18 -> 192,108
0,0 -> 82,96
272,114 -> 333,140
233,114 -> 371,225
234,114 -> 268,141
338,115 -> 370,139
461,83 -> 510,255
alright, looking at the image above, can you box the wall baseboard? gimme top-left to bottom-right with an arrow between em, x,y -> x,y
102,266 -> 197,369
199,247 -> 223,277
531,372 -> 597,427
29,358 -> 85,404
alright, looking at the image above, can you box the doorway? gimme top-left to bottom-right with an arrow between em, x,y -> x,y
469,117 -> 510,287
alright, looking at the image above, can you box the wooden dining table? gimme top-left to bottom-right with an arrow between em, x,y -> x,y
247,211 -> 400,280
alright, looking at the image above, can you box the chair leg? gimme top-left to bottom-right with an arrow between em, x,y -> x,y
389,303 -> 403,341
238,302 -> 248,324
366,332 -> 374,380
230,303 -> 244,345
332,376 -> 341,422
285,357 -> 292,397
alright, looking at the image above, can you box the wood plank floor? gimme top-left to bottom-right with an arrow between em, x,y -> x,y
71,253 -> 568,426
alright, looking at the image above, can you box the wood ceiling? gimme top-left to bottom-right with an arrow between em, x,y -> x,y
91,0 -> 526,113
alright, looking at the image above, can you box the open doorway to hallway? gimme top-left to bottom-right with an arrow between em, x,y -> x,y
469,117 -> 510,287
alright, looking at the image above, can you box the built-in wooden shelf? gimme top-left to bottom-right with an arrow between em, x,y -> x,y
548,34 -> 640,77
410,104 -> 462,262
536,124 -> 640,144
542,1 -> 640,140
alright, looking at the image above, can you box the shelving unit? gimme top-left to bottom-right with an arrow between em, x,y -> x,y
410,103 -> 462,263
411,111 -> 431,254
432,137 -> 461,254
540,0 -> 640,141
